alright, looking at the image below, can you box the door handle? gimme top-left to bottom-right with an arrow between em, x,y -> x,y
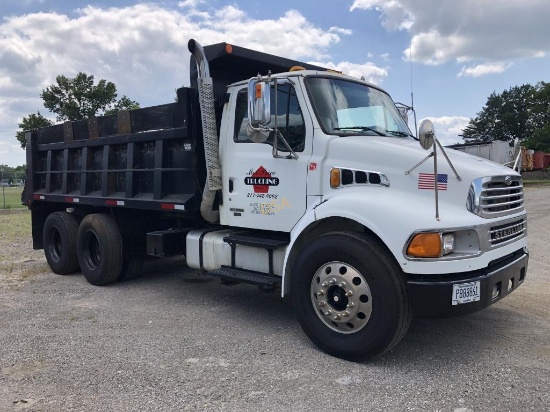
229,178 -> 234,193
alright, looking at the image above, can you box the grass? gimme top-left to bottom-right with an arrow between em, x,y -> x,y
0,186 -> 25,209
0,211 -> 48,280
0,211 -> 32,270
523,180 -> 550,186
0,210 -> 30,241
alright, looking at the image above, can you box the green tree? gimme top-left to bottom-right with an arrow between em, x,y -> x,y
16,73 -> 140,148
41,72 -> 139,121
104,95 -> 141,116
530,81 -> 550,130
462,84 -> 537,143
16,112 -> 53,149
524,124 -> 550,152
520,82 -> 550,151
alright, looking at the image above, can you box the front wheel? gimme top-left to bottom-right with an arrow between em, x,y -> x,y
291,232 -> 412,361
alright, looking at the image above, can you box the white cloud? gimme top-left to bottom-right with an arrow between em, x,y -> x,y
308,61 -> 388,84
350,0 -> 550,72
0,3 -> 356,167
350,0 -> 413,31
329,27 -> 353,35
420,116 -> 470,146
458,63 -> 510,78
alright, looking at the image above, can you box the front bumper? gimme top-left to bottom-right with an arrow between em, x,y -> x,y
406,249 -> 528,318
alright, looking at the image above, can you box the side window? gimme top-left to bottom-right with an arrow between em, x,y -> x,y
233,83 -> 306,152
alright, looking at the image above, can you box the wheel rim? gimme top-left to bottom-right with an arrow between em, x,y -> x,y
310,261 -> 373,334
83,230 -> 101,270
48,227 -> 63,261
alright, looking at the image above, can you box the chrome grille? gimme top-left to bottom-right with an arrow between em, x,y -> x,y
467,175 -> 524,218
489,218 -> 526,246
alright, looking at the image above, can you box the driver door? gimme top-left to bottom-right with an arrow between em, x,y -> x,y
220,81 -> 312,232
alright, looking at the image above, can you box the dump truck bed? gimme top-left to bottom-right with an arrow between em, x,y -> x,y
24,88 -> 203,213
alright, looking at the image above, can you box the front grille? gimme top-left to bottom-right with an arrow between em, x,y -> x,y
467,175 -> 524,218
489,218 -> 526,246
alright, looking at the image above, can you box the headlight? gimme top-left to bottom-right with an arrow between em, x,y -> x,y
442,233 -> 455,255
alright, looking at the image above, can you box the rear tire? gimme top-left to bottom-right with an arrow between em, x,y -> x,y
291,232 -> 412,362
118,260 -> 144,282
43,212 -> 80,275
77,214 -> 122,286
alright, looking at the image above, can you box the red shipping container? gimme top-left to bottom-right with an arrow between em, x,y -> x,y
533,152 -> 545,170
543,153 -> 550,169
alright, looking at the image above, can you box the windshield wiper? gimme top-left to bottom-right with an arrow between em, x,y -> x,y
386,129 -> 414,137
334,126 -> 386,136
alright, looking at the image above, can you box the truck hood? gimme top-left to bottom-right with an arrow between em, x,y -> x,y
327,135 -> 516,179
322,135 -> 519,215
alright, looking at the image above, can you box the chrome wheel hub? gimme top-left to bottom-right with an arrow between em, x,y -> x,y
310,261 -> 373,334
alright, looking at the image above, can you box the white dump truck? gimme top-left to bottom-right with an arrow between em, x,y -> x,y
24,39 -> 528,361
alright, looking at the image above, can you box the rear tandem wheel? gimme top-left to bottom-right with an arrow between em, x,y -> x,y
76,213 -> 123,286
43,211 -> 80,275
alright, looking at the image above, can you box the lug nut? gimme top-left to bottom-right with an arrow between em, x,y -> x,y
318,290 -> 325,296
347,302 -> 354,308
321,281 -> 329,287
324,310 -> 332,316
345,291 -> 353,297
339,282 -> 346,288
343,311 -> 350,317
319,301 -> 326,307
329,278 -> 336,285
333,314 -> 341,320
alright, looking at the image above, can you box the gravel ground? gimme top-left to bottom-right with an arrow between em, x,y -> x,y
1,187 -> 549,412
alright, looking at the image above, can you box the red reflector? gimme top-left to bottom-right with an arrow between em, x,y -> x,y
33,194 -> 41,200
106,200 -> 117,206
161,203 -> 175,210
65,197 -> 73,202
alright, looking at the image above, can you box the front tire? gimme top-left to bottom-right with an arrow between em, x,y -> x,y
291,232 -> 412,361
43,211 -> 80,275
77,214 -> 123,286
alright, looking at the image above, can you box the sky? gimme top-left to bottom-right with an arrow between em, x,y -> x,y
1,0 -> 549,167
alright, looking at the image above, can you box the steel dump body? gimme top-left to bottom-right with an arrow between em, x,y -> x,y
25,91 -> 202,213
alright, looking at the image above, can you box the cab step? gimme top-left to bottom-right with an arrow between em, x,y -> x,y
208,266 -> 281,292
223,231 -> 289,249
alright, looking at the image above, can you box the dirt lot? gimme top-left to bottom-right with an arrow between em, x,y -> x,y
1,187 -> 549,411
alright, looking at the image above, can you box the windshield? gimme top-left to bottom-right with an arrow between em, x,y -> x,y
305,77 -> 413,138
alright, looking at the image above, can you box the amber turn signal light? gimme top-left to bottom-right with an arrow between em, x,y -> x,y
330,168 -> 341,188
407,233 -> 441,258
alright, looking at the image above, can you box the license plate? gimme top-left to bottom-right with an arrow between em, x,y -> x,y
452,281 -> 481,305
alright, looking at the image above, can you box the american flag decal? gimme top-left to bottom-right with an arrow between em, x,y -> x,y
418,173 -> 448,190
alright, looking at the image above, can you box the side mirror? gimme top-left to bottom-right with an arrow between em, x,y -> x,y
248,78 -> 271,127
418,119 -> 435,150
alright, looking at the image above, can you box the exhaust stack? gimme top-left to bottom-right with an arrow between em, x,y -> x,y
188,39 -> 222,223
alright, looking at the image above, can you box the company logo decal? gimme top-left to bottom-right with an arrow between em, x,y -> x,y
244,166 -> 279,193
